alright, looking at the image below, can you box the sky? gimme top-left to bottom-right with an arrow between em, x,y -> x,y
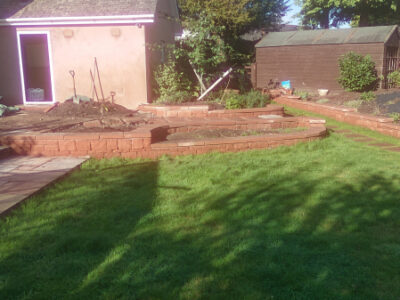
282,0 -> 301,25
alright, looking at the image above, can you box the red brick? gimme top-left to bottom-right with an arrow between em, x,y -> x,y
75,140 -> 91,151
118,139 -> 132,152
35,133 -> 65,140
64,133 -> 99,140
90,140 -> 107,153
59,140 -> 76,151
35,140 -> 59,146
44,144 -> 59,152
106,139 -> 118,151
132,138 -> 144,149
71,151 -> 89,156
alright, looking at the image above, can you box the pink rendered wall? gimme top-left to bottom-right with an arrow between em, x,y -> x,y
17,25 -> 148,109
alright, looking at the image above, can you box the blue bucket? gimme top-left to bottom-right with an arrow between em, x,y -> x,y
281,80 -> 291,89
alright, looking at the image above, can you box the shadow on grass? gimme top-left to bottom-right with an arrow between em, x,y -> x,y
1,156 -> 400,299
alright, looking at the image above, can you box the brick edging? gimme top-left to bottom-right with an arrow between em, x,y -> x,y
0,116 -> 326,159
275,96 -> 400,138
138,104 -> 285,118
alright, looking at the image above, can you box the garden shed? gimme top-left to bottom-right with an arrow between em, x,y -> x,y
0,0 -> 180,109
254,25 -> 400,92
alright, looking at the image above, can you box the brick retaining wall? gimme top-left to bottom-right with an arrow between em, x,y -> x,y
138,104 -> 285,118
275,96 -> 400,138
0,116 -> 326,159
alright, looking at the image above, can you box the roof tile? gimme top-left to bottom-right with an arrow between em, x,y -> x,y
0,0 -> 158,19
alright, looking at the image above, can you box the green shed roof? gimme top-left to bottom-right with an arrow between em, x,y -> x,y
256,25 -> 398,48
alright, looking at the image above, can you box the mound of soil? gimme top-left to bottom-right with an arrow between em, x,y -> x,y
48,100 -> 133,118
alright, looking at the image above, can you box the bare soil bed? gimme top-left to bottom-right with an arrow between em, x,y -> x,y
0,100 -> 150,133
306,88 -> 400,117
152,100 -> 225,110
166,127 -> 307,141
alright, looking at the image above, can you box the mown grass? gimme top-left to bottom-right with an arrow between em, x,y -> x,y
1,120 -> 400,299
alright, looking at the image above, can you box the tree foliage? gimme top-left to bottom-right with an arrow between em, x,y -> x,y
297,0 -> 400,28
178,0 -> 289,35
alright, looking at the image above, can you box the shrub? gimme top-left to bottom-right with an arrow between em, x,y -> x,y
389,112 -> 400,122
316,98 -> 329,104
225,90 -> 270,109
359,91 -> 376,102
294,90 -> 310,100
344,99 -> 363,109
154,59 -> 193,104
338,52 -> 378,92
388,71 -> 400,87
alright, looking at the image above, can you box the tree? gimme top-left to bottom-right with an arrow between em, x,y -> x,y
178,0 -> 289,35
297,0 -> 400,28
175,0 -> 288,92
174,13 -> 233,94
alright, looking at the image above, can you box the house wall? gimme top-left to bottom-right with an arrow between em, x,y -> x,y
16,25 -> 148,109
145,0 -> 180,101
256,43 -> 385,92
0,27 -> 23,106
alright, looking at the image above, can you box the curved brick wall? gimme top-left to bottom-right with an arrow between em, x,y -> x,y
138,104 -> 285,118
0,116 -> 326,159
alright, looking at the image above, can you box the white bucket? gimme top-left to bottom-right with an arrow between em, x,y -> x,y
318,89 -> 329,96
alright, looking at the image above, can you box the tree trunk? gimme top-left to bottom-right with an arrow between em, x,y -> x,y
189,61 -> 207,93
320,9 -> 330,29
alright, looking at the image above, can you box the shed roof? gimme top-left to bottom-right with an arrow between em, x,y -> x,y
256,25 -> 398,48
0,0 -> 158,19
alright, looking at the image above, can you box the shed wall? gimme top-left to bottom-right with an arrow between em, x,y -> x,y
256,43 -> 385,91
17,25 -> 148,109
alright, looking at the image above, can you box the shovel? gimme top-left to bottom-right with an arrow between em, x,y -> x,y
69,70 -> 79,104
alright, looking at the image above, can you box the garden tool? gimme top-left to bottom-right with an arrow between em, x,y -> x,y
69,70 -> 79,104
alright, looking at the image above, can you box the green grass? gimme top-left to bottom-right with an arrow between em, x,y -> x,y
1,118 -> 400,299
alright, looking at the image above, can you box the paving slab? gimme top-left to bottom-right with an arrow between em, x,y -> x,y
345,134 -> 367,138
0,156 -> 88,216
369,143 -> 395,148
333,129 -> 352,133
352,138 -> 376,143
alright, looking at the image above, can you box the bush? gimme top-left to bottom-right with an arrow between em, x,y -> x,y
359,91 -> 376,102
154,59 -> 193,104
338,52 -> 378,92
294,90 -> 310,100
388,71 -> 400,87
225,90 -> 270,109
389,112 -> 400,122
344,99 -> 363,109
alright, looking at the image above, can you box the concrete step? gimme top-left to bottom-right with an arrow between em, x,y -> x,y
0,145 -> 14,160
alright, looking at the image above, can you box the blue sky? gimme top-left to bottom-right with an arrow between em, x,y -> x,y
282,0 -> 301,25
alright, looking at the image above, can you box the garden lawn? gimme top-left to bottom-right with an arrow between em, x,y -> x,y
1,128 -> 400,299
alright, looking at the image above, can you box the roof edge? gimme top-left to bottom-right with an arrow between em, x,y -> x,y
0,14 -> 155,26
383,25 -> 399,45
255,41 -> 389,48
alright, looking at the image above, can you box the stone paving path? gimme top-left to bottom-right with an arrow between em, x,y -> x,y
327,126 -> 400,152
0,156 -> 88,216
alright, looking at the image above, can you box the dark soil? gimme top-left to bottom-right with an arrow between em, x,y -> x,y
152,101 -> 225,110
166,127 -> 307,141
307,88 -> 400,117
0,101 -> 150,133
